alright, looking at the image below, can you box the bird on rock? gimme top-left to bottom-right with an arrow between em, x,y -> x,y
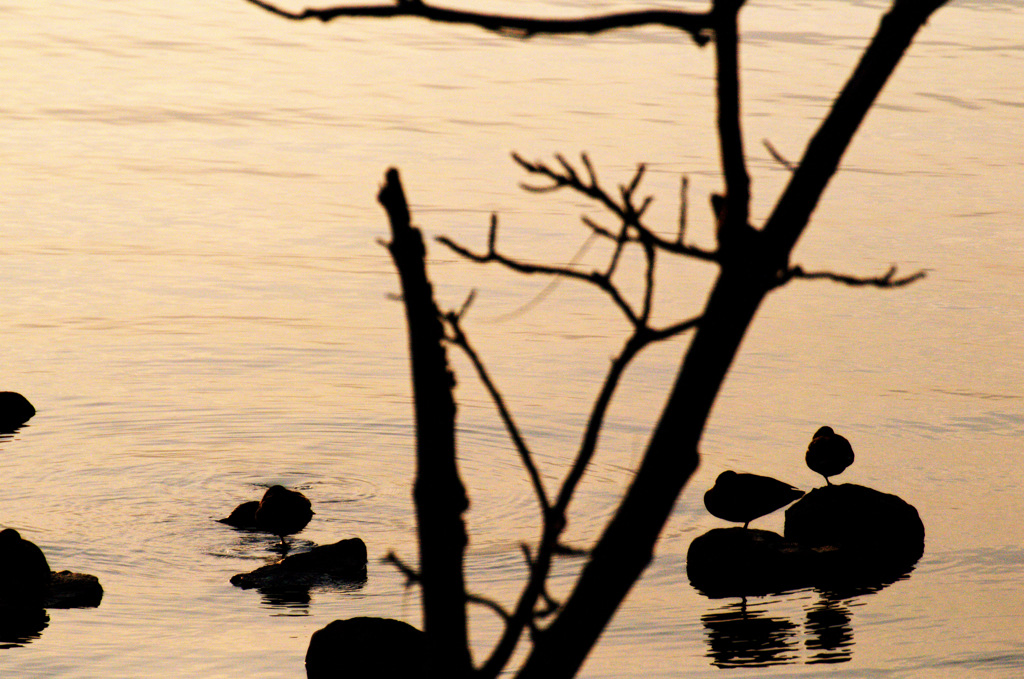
254,485 -> 314,543
703,471 -> 805,529
805,426 -> 855,485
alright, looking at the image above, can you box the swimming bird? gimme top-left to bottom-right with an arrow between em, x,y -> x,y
703,471 -> 804,528
254,485 -> 314,543
805,426 -> 855,485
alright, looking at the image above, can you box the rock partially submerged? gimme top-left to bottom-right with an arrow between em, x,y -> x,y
45,571 -> 104,609
688,484 -> 924,597
0,529 -> 103,611
230,537 -> 368,591
0,392 -> 35,433
305,617 -> 426,679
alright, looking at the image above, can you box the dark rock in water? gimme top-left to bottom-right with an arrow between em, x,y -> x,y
689,484 -> 924,597
218,500 -> 260,529
44,571 -> 104,609
785,483 -> 925,573
305,617 -> 427,679
0,392 -> 35,433
0,529 -> 102,610
687,528 -> 815,597
0,529 -> 51,607
230,537 -> 368,591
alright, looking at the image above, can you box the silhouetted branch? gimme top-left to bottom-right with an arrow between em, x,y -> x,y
712,0 -> 751,247
763,139 -> 798,171
784,264 -> 926,287
513,153 -> 719,263
443,304 -> 550,514
245,0 -> 714,43
379,167 -> 472,675
437,217 -> 640,326
762,0 -> 949,264
384,550 -> 421,585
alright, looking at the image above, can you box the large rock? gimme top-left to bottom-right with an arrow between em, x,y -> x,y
785,483 -> 925,579
305,617 -> 426,679
688,484 -> 924,597
0,392 -> 35,432
0,529 -> 51,607
230,537 -> 368,591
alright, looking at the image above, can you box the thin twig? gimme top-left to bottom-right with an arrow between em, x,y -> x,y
443,310 -> 551,513
784,264 -> 927,287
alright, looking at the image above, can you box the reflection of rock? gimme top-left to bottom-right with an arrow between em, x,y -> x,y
0,608 -> 48,649
306,617 -> 426,679
688,484 -> 924,597
230,537 -> 368,594
0,392 -> 35,433
701,599 -> 799,668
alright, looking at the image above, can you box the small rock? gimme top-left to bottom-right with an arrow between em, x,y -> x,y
0,392 -> 35,433
230,537 -> 368,590
305,617 -> 426,679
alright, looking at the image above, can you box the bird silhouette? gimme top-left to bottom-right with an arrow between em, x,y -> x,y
704,471 -> 804,528
254,485 -> 314,543
805,426 -> 855,485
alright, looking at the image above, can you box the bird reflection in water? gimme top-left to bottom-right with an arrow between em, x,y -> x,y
701,590 -> 857,667
805,593 -> 855,664
702,597 -> 799,667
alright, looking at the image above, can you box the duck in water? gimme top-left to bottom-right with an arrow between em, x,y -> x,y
704,471 -> 804,529
805,426 -> 855,485
219,485 -> 314,545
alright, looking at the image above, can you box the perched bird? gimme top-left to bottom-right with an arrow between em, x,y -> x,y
704,471 -> 804,528
254,485 -> 314,543
805,426 -> 855,485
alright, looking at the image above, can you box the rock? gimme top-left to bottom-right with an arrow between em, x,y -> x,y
44,571 -> 104,609
0,529 -> 102,610
305,617 -> 426,679
688,484 -> 925,597
0,392 -> 35,433
230,537 -> 368,591
0,529 -> 51,607
687,528 -> 816,597
785,483 -> 925,575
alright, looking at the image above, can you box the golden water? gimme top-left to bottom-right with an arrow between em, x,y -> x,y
2,1 -> 1023,676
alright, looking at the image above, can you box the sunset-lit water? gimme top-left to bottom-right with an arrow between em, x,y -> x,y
3,1 -> 1023,676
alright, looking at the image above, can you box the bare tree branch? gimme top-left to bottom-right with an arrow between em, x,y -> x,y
763,139 -> 798,171
442,305 -> 551,514
784,264 -> 927,287
712,0 -> 752,252
379,168 -> 472,676
513,153 -> 719,263
245,0 -> 714,43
